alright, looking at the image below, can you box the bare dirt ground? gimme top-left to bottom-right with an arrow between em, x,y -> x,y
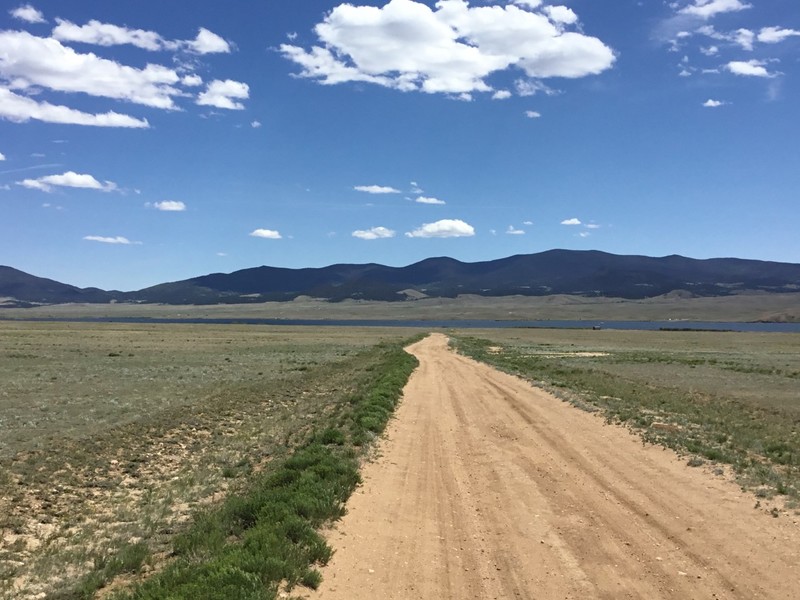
302,333 -> 799,600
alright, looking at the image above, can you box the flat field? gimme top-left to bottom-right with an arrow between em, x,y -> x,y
2,322 -> 798,599
1,290 -> 799,322
0,322 -> 414,599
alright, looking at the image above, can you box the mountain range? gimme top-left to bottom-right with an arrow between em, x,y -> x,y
2,250 -> 800,307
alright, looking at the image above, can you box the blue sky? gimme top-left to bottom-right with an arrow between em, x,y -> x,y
1,0 -> 798,291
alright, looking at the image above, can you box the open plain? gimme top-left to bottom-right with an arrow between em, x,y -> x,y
1,321 -> 798,599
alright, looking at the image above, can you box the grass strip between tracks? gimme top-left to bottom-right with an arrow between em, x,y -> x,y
451,335 -> 799,504
62,337 -> 420,600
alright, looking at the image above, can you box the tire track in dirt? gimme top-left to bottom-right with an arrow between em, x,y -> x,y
302,333 -> 799,599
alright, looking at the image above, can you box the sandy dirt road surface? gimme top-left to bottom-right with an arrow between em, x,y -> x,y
303,333 -> 799,599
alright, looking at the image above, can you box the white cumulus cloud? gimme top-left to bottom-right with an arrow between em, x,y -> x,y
197,79 -> 249,110
0,31 -> 182,109
51,20 -> 230,55
354,184 -> 401,194
0,152 -> 5,161
18,171 -> 118,192
352,226 -> 396,240
544,6 -> 577,26
678,0 -> 752,20
0,87 -> 149,128
281,0 -> 614,98
415,196 -> 446,205
703,98 -> 725,107
525,110 -> 542,118
561,217 -> 581,225
726,59 -> 777,78
9,4 -> 45,24
52,19 -> 165,51
758,27 -> 800,44
492,89 -> 512,100
405,218 -> 475,238
83,235 -> 138,244
506,225 -> 525,235
153,200 -> 186,211
182,74 -> 203,87
250,228 -> 282,239
187,27 -> 231,54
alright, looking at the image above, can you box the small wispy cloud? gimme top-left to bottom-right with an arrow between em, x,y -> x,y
18,171 -> 118,193
250,228 -> 282,239
506,225 -> 525,235
152,200 -> 186,211
83,235 -> 139,245
678,0 -> 752,20
525,110 -> 542,119
352,226 -> 396,240
561,218 -> 582,225
703,98 -> 726,107
415,196 -> 446,205
354,184 -> 401,194
250,120 -> 262,128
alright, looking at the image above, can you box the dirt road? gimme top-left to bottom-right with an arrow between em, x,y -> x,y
304,333 -> 798,599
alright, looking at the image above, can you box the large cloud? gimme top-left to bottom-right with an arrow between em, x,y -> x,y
405,218 -> 475,238
0,86 -> 148,127
0,21 -> 241,126
0,30 -> 182,109
18,171 -> 118,192
281,0 -> 614,97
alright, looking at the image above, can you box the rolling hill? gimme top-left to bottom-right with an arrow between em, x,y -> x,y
2,250 -> 799,307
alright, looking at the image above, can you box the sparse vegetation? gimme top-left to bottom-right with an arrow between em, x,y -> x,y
450,329 -> 800,501
0,323 -> 418,599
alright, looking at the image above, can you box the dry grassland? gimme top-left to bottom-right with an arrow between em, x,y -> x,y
0,322 -> 413,599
